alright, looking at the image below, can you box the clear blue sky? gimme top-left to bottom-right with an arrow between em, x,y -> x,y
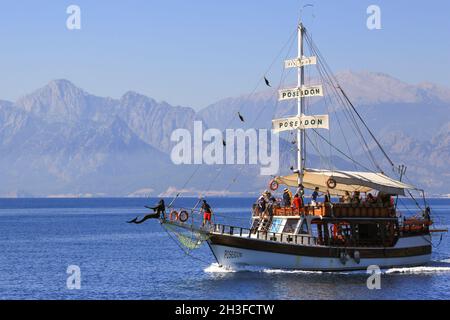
0,0 -> 449,109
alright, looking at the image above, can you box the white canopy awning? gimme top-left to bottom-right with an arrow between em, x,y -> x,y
274,169 -> 415,196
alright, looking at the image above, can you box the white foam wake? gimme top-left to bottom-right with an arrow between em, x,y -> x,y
204,262 -> 450,275
438,258 -> 450,264
204,263 -> 236,273
262,269 -> 323,274
385,266 -> 450,274
204,263 -> 324,274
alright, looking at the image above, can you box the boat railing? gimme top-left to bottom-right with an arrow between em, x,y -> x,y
211,223 -> 318,246
252,203 -> 396,218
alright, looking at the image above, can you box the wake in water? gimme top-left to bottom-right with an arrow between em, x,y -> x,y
204,259 -> 450,275
385,258 -> 450,274
385,266 -> 450,274
205,263 -> 326,274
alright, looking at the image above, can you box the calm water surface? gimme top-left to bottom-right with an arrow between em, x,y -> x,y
0,197 -> 449,300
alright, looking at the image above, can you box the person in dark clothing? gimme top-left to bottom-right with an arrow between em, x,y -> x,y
283,188 -> 292,207
127,199 -> 166,224
267,193 -> 277,217
257,193 -> 267,215
311,187 -> 320,206
423,206 -> 431,222
201,199 -> 213,227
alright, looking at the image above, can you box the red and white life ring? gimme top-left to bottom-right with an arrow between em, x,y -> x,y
169,210 -> 179,221
269,179 -> 279,191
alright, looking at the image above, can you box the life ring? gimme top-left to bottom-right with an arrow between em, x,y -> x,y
169,210 -> 179,221
179,210 -> 189,222
269,179 -> 279,191
326,178 -> 337,189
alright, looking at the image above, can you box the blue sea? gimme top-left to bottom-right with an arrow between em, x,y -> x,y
0,197 -> 449,300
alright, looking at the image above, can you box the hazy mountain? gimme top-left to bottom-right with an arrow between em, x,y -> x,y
118,91 -> 202,153
0,71 -> 449,197
199,71 -> 450,194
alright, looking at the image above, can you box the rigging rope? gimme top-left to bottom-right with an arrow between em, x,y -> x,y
171,24 -> 299,205
304,29 -> 384,172
338,86 -> 395,168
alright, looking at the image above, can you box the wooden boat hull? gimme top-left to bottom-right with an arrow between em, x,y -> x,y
207,234 -> 432,271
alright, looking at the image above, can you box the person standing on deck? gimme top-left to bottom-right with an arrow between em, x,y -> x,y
257,192 -> 268,215
311,187 -> 320,206
292,193 -> 302,209
201,199 -> 213,227
267,192 -> 277,217
283,188 -> 292,207
296,184 -> 305,204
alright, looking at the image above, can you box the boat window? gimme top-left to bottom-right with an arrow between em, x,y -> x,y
269,218 -> 284,233
311,222 -> 320,238
283,219 -> 299,234
356,223 -> 383,246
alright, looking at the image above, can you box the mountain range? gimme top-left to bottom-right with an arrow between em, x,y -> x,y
0,71 -> 449,197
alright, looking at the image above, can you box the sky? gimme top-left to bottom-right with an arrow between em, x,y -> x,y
0,0 -> 449,109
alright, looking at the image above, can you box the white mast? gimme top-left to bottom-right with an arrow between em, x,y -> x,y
272,17 -> 327,188
297,22 -> 305,187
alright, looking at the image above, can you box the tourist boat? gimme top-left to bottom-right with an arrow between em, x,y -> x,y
160,17 -> 446,271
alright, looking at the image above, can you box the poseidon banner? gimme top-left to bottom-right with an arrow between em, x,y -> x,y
284,56 -> 317,69
272,115 -> 329,133
278,85 -> 323,101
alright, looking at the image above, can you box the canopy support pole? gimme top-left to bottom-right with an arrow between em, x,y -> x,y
297,21 -> 305,188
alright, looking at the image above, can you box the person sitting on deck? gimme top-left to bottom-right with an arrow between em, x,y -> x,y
351,191 -> 361,205
292,193 -> 302,209
377,192 -> 392,207
201,199 -> 213,227
311,187 -> 320,206
283,188 -> 292,207
366,193 -> 377,205
342,191 -> 351,204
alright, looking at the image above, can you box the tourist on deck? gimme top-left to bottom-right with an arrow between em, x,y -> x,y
342,191 -> 351,204
267,193 -> 277,217
257,193 -> 267,215
366,193 -> 377,205
201,199 -> 213,227
296,184 -> 305,203
268,192 -> 276,205
295,184 -> 305,198
311,187 -> 320,206
283,188 -> 292,207
292,193 -> 302,209
324,191 -> 331,204
351,191 -> 361,205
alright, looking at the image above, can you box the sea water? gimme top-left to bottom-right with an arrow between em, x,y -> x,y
0,197 -> 449,300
